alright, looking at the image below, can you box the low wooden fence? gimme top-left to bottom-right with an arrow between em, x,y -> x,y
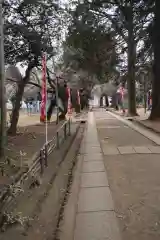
0,119 -> 71,224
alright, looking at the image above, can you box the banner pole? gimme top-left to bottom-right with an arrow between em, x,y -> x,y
40,53 -> 48,144
44,53 -> 48,144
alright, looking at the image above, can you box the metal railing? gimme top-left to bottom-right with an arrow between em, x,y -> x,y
0,119 -> 71,219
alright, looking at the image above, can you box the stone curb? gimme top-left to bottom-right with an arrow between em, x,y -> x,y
131,118 -> 160,135
109,108 -> 160,136
58,154 -> 84,240
108,111 -> 160,145
57,127 -> 86,240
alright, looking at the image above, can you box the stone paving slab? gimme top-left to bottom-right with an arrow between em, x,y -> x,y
97,125 -> 129,129
102,144 -> 160,155
85,142 -> 101,147
95,117 -> 117,121
118,146 -> 136,154
83,153 -> 103,161
134,146 -> 152,154
102,146 -> 120,155
86,132 -> 98,136
85,146 -> 102,154
148,146 -> 160,153
98,125 -> 121,129
73,111 -> 121,240
85,136 -> 99,141
74,211 -> 121,240
78,187 -> 114,212
81,146 -> 101,154
84,140 -> 99,145
81,172 -> 109,188
82,161 -> 105,172
85,142 -> 100,146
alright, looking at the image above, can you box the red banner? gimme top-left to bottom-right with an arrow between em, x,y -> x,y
119,87 -> 124,100
40,54 -> 47,122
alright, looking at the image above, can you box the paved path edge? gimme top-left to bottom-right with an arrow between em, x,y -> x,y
58,153 -> 84,240
108,111 -> 160,145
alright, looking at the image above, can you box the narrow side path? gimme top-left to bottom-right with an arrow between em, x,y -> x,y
74,112 -> 121,240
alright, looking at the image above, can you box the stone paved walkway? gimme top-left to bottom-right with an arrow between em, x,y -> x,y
74,111 -> 121,240
69,108 -> 160,240
94,109 -> 160,240
60,109 -> 160,240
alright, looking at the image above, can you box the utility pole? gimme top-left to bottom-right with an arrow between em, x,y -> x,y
0,1 -> 6,159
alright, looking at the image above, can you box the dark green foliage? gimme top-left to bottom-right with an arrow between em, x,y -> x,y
3,0 -> 60,66
3,0 -> 62,134
64,6 -> 118,83
67,0 -> 154,115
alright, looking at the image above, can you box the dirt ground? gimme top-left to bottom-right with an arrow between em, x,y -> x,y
104,154 -> 160,240
7,122 -> 60,161
0,123 -> 82,240
0,120 -> 63,187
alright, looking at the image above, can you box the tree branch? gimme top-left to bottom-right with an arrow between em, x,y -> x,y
90,9 -> 127,43
6,77 -> 41,89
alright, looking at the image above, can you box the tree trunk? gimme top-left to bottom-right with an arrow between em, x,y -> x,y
100,96 -> 103,107
127,6 -> 137,116
47,98 -> 56,121
149,0 -> 160,120
7,83 -> 25,135
8,61 -> 37,135
75,104 -> 80,113
59,101 -> 67,121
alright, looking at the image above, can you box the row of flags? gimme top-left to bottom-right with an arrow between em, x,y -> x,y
40,54 -> 81,122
